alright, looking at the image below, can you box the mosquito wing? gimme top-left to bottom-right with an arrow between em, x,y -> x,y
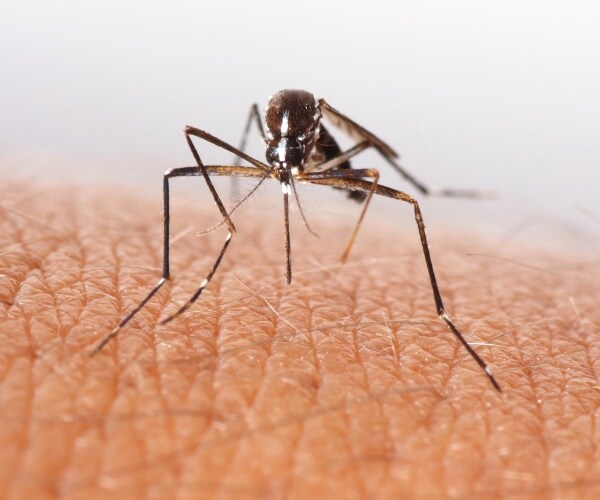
318,98 -> 399,159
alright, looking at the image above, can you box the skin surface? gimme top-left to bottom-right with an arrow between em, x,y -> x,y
0,179 -> 599,499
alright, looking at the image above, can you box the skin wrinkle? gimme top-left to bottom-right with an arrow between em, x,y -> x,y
136,223 -> 183,489
216,285 -> 281,493
0,196 -> 54,494
182,260 -> 223,483
197,266 -> 276,490
335,274 -> 371,497
272,293 -> 317,482
343,274 -> 395,495
286,294 -> 321,495
46,218 -> 89,484
0,181 -> 600,498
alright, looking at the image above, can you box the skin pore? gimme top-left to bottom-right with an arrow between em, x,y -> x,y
0,179 -> 599,498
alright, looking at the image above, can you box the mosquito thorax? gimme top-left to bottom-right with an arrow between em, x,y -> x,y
264,89 -> 321,170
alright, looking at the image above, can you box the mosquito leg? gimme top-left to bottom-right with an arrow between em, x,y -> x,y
184,126 -> 271,173
159,229 -> 233,325
313,140 -> 370,173
162,125 -> 282,323
232,104 -> 266,197
185,130 -> 236,234
381,154 -> 491,198
91,166 -> 202,354
92,164 -> 272,353
303,175 -> 502,391
234,103 -> 266,166
156,163 -> 279,323
160,127 -> 273,325
157,129 -> 263,325
300,168 -> 380,263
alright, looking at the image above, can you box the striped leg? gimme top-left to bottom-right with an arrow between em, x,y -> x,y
304,174 -> 502,392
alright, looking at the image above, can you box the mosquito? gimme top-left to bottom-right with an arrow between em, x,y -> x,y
92,89 -> 501,392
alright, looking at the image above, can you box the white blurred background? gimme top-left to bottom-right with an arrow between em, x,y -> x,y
1,1 -> 599,243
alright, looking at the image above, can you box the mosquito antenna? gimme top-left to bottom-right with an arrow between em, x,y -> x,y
289,175 -> 319,239
197,166 -> 274,236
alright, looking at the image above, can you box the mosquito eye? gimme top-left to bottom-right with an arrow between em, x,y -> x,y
286,144 -> 304,165
266,147 -> 279,165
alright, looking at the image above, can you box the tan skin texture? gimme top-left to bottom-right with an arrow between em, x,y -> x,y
0,179 -> 599,499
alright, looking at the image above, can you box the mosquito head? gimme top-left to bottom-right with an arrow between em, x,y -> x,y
266,136 -> 304,169
265,89 -> 321,171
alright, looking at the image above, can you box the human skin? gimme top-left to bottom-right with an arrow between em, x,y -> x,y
0,180 -> 599,499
